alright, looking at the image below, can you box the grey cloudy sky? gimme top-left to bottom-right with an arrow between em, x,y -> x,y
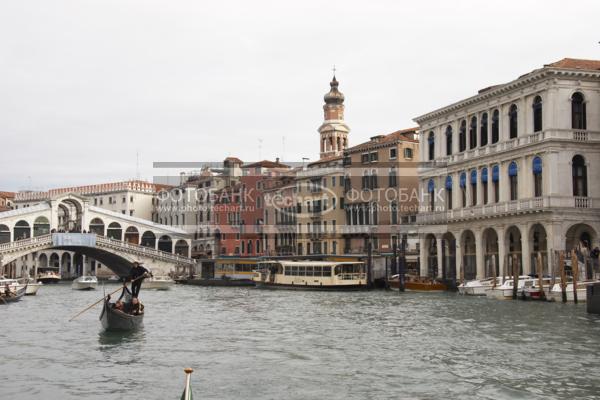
1,0 -> 599,191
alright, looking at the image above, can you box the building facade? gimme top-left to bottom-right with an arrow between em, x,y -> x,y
342,129 -> 420,255
415,58 -> 600,281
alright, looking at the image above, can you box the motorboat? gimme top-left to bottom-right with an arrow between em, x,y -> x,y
72,276 -> 98,290
37,271 -> 61,284
458,277 -> 502,296
389,274 -> 447,292
523,277 -> 554,300
485,275 -> 537,300
18,278 -> 42,295
548,280 -> 600,303
143,275 -> 175,290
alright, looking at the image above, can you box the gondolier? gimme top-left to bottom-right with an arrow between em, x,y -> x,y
129,261 -> 152,297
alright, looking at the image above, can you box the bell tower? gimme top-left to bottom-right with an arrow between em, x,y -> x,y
318,73 -> 350,159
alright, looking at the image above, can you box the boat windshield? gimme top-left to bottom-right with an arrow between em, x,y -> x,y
284,265 -> 332,277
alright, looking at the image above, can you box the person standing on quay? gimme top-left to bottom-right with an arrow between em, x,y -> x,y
129,261 -> 152,297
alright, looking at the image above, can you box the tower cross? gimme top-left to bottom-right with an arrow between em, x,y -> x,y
332,65 -> 336,76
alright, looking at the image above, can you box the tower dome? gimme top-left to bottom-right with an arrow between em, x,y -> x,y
324,76 -> 345,105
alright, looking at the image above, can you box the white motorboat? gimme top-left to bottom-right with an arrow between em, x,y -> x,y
143,275 -> 175,290
37,271 -> 61,284
485,275 -> 537,300
458,277 -> 502,296
522,277 -> 554,300
548,280 -> 599,303
18,278 -> 42,295
72,276 -> 98,290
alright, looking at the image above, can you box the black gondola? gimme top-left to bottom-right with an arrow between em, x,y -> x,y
0,285 -> 26,304
99,289 -> 144,331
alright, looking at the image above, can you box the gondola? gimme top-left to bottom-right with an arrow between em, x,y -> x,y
0,284 -> 27,304
99,293 -> 144,331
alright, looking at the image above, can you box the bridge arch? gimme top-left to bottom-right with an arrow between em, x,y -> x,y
38,253 -> 49,268
55,196 -> 84,232
49,253 -> 60,269
125,226 -> 140,244
141,231 -> 156,248
33,216 -> 50,237
61,252 -> 71,276
14,220 -> 31,241
0,224 -> 9,243
175,239 -> 190,257
158,235 -> 173,253
107,222 -> 122,240
89,218 -> 105,236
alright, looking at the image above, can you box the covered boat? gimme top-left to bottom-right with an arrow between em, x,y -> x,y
37,271 -> 61,284
99,289 -> 144,331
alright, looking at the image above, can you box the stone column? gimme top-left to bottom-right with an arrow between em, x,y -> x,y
419,236 -> 428,277
475,229 -> 484,279
456,234 -> 464,279
497,226 -> 506,278
521,223 -> 531,275
436,234 -> 444,279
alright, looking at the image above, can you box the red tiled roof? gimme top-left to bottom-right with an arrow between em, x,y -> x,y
545,58 -> 600,70
242,160 -> 290,169
308,155 -> 343,167
0,191 -> 15,199
347,127 -> 419,152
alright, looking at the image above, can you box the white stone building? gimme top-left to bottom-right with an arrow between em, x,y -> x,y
414,58 -> 600,281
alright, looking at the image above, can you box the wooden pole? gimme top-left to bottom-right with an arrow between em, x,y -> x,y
512,254 -> 518,300
491,255 -> 497,289
537,252 -> 545,301
571,249 -> 579,304
559,251 -> 567,303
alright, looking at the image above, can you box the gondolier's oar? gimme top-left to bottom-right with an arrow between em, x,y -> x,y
68,275 -> 146,321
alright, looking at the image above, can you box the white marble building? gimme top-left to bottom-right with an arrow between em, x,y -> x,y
414,58 -> 600,280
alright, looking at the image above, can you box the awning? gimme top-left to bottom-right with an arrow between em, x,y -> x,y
508,161 -> 518,177
533,156 -> 542,175
445,176 -> 453,190
481,167 -> 488,183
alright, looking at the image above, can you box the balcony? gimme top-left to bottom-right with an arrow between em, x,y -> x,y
428,129 -> 600,169
417,195 -> 598,225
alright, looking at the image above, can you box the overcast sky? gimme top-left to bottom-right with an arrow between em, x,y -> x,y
1,0 -> 599,191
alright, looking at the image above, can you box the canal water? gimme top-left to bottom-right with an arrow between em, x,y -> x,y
1,284 -> 600,400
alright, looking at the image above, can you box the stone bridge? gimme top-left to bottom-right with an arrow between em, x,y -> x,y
0,193 -> 196,277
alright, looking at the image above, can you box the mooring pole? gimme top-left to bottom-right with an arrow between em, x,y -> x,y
512,254 -> 518,300
537,252 -> 546,301
572,249 -> 579,304
559,251 -> 567,303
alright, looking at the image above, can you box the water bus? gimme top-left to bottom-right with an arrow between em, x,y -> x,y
253,260 -> 367,290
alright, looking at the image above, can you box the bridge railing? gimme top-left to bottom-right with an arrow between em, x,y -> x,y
0,234 -> 53,252
95,235 -> 196,265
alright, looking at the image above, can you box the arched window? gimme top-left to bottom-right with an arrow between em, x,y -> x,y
508,161 -> 518,200
247,240 -> 253,254
509,104 -> 518,138
470,170 -> 477,206
491,110 -> 499,143
428,179 -> 435,211
362,170 -> 369,190
480,113 -> 488,146
533,156 -> 543,197
469,116 -> 477,149
14,220 -> 30,240
370,169 -> 378,189
445,176 -> 453,210
428,131 -> 435,160
492,165 -> 500,203
481,167 -> 489,204
572,92 -> 587,130
445,125 -> 453,156
459,120 -> 467,152
533,96 -> 543,132
33,216 -> 50,237
388,167 -> 397,187
107,222 -> 122,240
460,172 -> 467,207
572,155 -> 587,196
